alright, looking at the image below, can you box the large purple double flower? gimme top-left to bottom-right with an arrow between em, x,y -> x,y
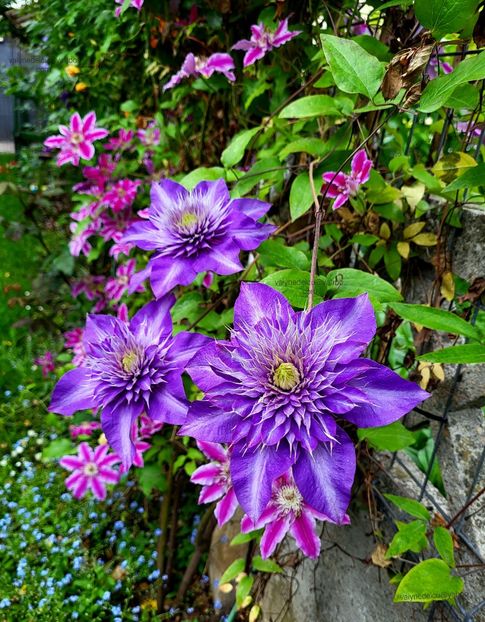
180,283 -> 428,522
123,179 -> 275,298
50,298 -> 209,467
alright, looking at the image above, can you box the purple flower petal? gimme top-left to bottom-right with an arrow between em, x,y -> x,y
149,256 -> 198,298
307,294 -> 376,362
342,358 -> 429,427
293,429 -> 356,524
231,197 -> 271,220
101,402 -> 140,469
129,296 -> 175,342
180,400 -> 240,443
50,368 -> 96,416
171,331 -> 213,367
230,442 -> 294,521
234,282 -> 294,331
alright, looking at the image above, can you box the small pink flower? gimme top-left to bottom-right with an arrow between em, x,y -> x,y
105,259 -> 144,302
322,149 -> 373,210
71,275 -> 106,301
139,414 -> 164,439
44,111 -> 108,167
137,122 -> 160,147
115,0 -> 143,17
232,18 -> 301,67
102,179 -> 141,213
241,472 -> 350,559
109,240 -> 135,259
60,442 -> 120,500
163,53 -> 236,91
35,351 -> 55,377
104,129 -> 134,151
64,327 -> 86,367
69,421 -> 102,439
191,441 -> 238,527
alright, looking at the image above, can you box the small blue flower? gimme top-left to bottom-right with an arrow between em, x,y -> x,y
102,591 -> 111,601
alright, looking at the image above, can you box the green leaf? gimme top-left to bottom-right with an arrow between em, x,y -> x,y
252,556 -> 283,573
434,526 -> 455,567
289,172 -> 320,221
231,531 -> 261,546
386,520 -> 428,558
279,138 -> 328,159
221,127 -> 260,168
261,270 -> 326,308
384,494 -> 431,521
181,167 -> 225,189
357,421 -> 416,451
349,233 -> 380,246
279,95 -> 341,118
394,559 -> 463,602
327,268 -> 403,303
419,52 -> 485,112
258,240 -> 310,271
322,35 -> 385,99
42,438 -> 75,460
416,344 -> 485,364
415,0 -> 481,39
444,83 -> 480,110
444,163 -> 485,192
219,558 -> 245,585
388,303 -> 481,341
236,575 -> 254,608
138,464 -> 167,496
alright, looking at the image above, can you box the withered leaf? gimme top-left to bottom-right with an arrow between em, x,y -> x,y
382,44 -> 434,100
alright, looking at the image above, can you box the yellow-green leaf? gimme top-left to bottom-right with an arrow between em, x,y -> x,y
412,232 -> 438,246
432,152 -> 477,184
403,222 -> 426,239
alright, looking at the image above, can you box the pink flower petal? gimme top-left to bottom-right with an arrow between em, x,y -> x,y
260,515 -> 291,558
214,487 -> 239,526
290,510 -> 321,558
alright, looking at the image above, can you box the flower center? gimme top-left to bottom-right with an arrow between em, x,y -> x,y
121,350 -> 139,373
275,484 -> 303,515
83,462 -> 98,476
179,212 -> 198,229
273,362 -> 300,391
70,132 -> 83,145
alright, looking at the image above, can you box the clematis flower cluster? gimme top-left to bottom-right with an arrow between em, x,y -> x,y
50,298 -> 209,468
44,112 -> 108,167
232,18 -> 301,67
123,178 -> 275,298
322,149 -> 373,210
163,53 -> 236,91
181,283 -> 428,557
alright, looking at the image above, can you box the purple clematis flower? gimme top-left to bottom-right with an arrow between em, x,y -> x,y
191,441 -> 239,527
241,471 -> 349,558
322,149 -> 373,210
232,18 -> 301,67
123,179 -> 275,298
180,283 -> 428,523
44,111 -> 108,167
163,53 -> 236,91
50,298 -> 210,468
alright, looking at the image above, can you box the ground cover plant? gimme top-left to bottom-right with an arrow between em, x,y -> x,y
0,0 -> 484,620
